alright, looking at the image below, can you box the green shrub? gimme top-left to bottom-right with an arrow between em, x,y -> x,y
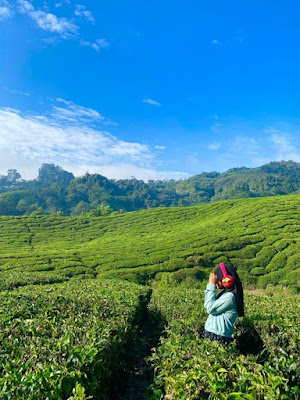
250,267 -> 266,276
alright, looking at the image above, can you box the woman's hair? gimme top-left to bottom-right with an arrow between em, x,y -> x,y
214,263 -> 244,317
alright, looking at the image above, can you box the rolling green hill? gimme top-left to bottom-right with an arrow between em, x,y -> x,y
1,193 -> 300,292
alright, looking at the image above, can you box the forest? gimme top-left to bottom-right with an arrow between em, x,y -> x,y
1,160 -> 300,215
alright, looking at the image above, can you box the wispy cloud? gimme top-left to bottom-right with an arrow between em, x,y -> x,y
3,86 -> 30,97
80,38 -> 110,51
249,131 -> 300,167
9,88 -> 30,97
55,0 -> 71,7
0,0 -> 12,20
211,36 -> 244,47
67,164 -> 189,181
52,98 -> 117,126
18,0 -> 78,38
142,98 -> 161,107
0,105 -> 188,181
75,4 -> 95,24
270,132 -> 300,162
0,107 -> 152,170
154,145 -> 166,150
208,142 -> 221,151
232,136 -> 260,155
16,90 -> 30,97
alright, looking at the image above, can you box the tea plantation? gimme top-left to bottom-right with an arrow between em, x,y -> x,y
0,194 -> 300,399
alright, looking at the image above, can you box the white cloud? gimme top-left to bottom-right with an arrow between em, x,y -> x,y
0,107 -> 151,169
2,107 -> 20,113
80,38 -> 110,52
0,7 -> 11,19
270,133 -> 300,162
64,163 -> 189,181
208,142 -> 221,151
0,106 -> 188,181
7,87 -> 30,97
52,98 -> 117,125
0,0 -> 11,19
18,0 -> 78,38
211,39 -> 220,45
75,4 -> 95,24
232,136 -> 259,155
142,98 -> 161,107
18,91 -> 30,96
55,0 -> 71,7
0,150 -> 41,180
154,145 -> 166,150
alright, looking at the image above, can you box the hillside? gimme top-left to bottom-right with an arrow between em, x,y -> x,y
1,193 -> 300,293
1,193 -> 300,399
1,160 -> 300,215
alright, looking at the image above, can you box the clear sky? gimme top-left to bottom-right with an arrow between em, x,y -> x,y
1,0 -> 300,181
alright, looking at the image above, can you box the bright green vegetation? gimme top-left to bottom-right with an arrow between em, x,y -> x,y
148,281 -> 300,399
0,279 -> 150,400
0,193 -> 300,398
1,194 -> 300,291
245,295 -> 300,388
2,160 -> 300,215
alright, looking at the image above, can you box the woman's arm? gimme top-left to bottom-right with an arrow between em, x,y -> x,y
204,286 -> 234,315
204,273 -> 234,315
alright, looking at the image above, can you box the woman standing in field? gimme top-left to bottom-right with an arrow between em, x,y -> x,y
203,263 -> 244,344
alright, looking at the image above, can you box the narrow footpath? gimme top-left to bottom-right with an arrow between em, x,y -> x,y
117,299 -> 165,400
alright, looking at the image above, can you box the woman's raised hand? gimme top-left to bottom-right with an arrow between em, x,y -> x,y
209,273 -> 218,285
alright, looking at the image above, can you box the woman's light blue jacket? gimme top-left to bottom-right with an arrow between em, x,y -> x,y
204,283 -> 238,338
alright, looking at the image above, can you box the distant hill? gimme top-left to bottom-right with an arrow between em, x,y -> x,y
1,160 -> 300,215
0,194 -> 299,293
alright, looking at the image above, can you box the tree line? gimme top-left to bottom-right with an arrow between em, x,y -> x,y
1,160 -> 300,215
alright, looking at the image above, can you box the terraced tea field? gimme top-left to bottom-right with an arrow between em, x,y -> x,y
0,194 -> 300,399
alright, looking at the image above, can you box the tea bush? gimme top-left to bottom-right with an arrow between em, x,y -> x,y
148,284 -> 296,399
1,195 -> 300,290
0,194 -> 300,398
245,294 -> 300,388
0,279 -> 150,399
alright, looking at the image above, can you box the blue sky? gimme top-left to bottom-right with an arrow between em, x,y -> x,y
1,0 -> 300,180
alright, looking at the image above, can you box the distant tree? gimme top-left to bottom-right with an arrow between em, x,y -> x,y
0,169 -> 23,190
31,207 -> 44,216
71,201 -> 91,216
7,169 -> 22,183
17,199 -> 30,214
0,195 -> 17,215
38,164 -> 74,186
3,160 -> 300,215
89,204 -> 113,217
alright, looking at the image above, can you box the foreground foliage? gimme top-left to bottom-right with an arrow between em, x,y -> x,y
0,279 -> 150,399
148,281 -> 300,399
